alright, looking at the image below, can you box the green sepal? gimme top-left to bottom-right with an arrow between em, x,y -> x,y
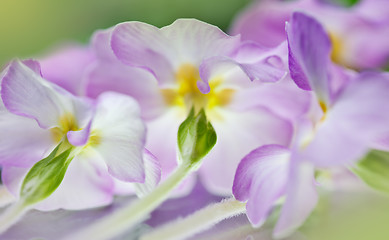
325,0 -> 360,7
20,143 -> 74,206
351,150 -> 389,194
177,108 -> 217,170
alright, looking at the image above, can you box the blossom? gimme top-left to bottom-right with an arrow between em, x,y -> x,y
84,19 -> 309,195
231,0 -> 389,70
0,60 -> 159,210
233,12 -> 389,238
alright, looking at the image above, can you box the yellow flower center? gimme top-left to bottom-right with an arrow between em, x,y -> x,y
50,113 -> 102,148
51,113 -> 79,143
161,64 -> 235,118
329,32 -> 344,66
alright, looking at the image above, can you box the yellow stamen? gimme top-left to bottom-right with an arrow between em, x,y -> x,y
88,131 -> 102,147
161,63 -> 235,118
329,32 -> 344,65
50,113 -> 79,143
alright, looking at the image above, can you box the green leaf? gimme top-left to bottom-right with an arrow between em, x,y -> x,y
20,143 -> 74,206
351,150 -> 389,194
177,108 -> 217,169
327,0 -> 360,7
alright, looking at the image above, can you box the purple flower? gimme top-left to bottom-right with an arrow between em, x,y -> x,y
233,12 -> 389,238
0,60 -> 159,210
231,0 -> 389,70
84,19 -> 309,195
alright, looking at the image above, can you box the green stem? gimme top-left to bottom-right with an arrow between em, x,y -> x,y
64,163 -> 193,240
0,200 -> 29,234
0,185 -> 16,208
140,198 -> 247,240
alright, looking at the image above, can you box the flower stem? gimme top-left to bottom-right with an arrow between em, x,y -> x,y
140,197 -> 247,240
64,163 -> 194,240
0,200 -> 29,234
0,185 -> 15,208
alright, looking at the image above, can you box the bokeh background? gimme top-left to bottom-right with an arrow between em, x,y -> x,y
1,0 -> 389,239
0,0 -> 251,66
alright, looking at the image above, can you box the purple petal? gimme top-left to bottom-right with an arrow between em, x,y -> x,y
305,72 -> 389,166
67,120 -> 92,147
1,60 -> 93,130
0,107 -> 54,167
230,0 -> 309,47
200,107 -> 293,195
111,21 -> 175,84
84,56 -> 165,121
22,59 -> 42,75
233,145 -> 290,226
39,45 -> 95,95
91,92 -> 146,183
286,12 -> 331,104
229,76 -> 312,122
198,55 -> 285,94
160,19 -> 241,65
111,19 -> 241,85
274,156 -> 318,238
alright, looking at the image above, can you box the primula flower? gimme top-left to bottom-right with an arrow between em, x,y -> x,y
0,60 -> 159,210
233,12 -> 389,238
231,0 -> 389,69
84,19 -> 309,195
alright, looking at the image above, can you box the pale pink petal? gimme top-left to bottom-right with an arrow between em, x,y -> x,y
39,45 -> 95,95
87,29 -> 172,120
133,149 -> 161,197
305,72 -> 389,166
233,145 -> 290,226
1,60 -> 93,129
91,92 -> 146,182
0,102 -> 54,167
274,157 -> 318,238
111,21 -> 176,84
145,107 -> 184,179
35,153 -> 114,211
160,19 -> 241,65
200,107 -> 293,195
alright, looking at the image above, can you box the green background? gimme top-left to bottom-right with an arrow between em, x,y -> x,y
0,0 -> 251,65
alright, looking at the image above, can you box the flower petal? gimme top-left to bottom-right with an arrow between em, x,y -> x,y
111,19 -> 241,85
1,60 -> 93,129
85,29 -> 166,120
229,76 -> 311,122
200,107 -> 293,195
111,21 -> 175,84
0,101 -> 54,167
35,153 -> 114,211
305,72 -> 389,167
91,92 -> 146,182
133,149 -> 161,197
39,45 -> 95,95
233,145 -> 290,226
286,12 -> 331,104
160,19 -> 240,65
67,120 -> 92,147
274,157 -> 318,238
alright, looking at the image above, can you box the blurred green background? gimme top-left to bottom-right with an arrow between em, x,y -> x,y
0,0 -> 252,66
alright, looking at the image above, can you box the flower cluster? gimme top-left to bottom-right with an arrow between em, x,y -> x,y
1,0 -> 389,239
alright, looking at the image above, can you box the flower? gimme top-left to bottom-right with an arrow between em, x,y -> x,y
233,12 -> 389,238
84,19 -> 307,195
231,0 -> 389,70
0,60 -> 159,210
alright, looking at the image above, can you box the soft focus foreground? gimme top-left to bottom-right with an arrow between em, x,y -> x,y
1,0 -> 389,240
